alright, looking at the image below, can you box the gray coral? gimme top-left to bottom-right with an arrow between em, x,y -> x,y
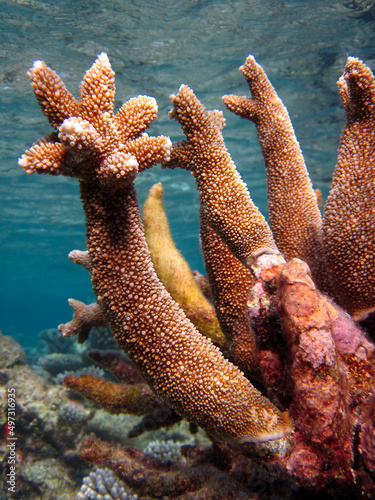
39,328 -> 77,354
57,402 -> 91,431
39,353 -> 83,376
143,439 -> 182,462
77,467 -> 139,499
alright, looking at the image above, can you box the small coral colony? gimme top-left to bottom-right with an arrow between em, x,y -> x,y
18,49 -> 375,496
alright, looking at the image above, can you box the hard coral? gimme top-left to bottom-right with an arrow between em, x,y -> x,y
77,467 -> 139,500
223,55 -> 375,319
19,53 -> 375,498
19,53 -> 291,446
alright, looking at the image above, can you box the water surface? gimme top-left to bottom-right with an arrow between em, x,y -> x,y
1,0 -> 375,347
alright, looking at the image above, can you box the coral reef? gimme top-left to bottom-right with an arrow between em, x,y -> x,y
18,52 -> 375,498
38,352 -> 84,376
56,365 -> 105,385
38,328 -> 76,354
0,331 -> 169,499
36,325 -> 116,378
57,401 -> 92,436
0,331 -> 85,498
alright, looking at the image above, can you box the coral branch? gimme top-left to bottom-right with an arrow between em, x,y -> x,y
142,182 -> 226,350
223,55 -> 325,289
68,249 -> 91,272
59,299 -> 106,343
127,407 -> 182,438
164,84 -> 279,269
79,52 -> 116,128
323,56 -> 375,319
87,350 -> 145,384
114,95 -> 159,142
18,140 -> 68,176
64,374 -> 164,416
82,179 -> 291,442
27,60 -> 80,126
199,210 -> 262,382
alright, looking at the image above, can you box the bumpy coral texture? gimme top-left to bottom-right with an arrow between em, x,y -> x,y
323,57 -> 375,319
223,56 -> 324,289
199,211 -> 261,381
223,55 -> 375,319
166,84 -> 279,268
18,53 -> 171,184
161,55 -> 375,491
19,53 -> 375,496
19,54 -> 292,445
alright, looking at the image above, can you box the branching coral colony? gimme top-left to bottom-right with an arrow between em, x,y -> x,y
19,53 -> 375,497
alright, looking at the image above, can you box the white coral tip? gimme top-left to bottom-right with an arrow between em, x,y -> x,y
18,156 -> 27,168
60,117 -> 84,135
32,60 -> 45,71
97,52 -> 109,64
126,156 -> 139,169
164,137 -> 173,161
148,96 -> 158,113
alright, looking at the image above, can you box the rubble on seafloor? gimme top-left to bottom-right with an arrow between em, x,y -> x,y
0,330 -> 84,499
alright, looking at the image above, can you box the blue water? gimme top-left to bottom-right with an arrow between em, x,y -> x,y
1,0 -> 375,349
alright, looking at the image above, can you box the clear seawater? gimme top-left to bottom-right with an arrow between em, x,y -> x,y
1,0 -> 375,349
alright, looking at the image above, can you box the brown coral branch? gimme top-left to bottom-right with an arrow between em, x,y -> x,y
64,374 -> 164,416
27,60 -> 80,127
87,350 -> 145,384
68,249 -> 91,272
127,406 -> 182,438
199,210 -> 262,382
223,55 -> 325,290
164,84 -> 279,269
81,179 -> 291,442
59,299 -> 106,343
323,57 -> 375,319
